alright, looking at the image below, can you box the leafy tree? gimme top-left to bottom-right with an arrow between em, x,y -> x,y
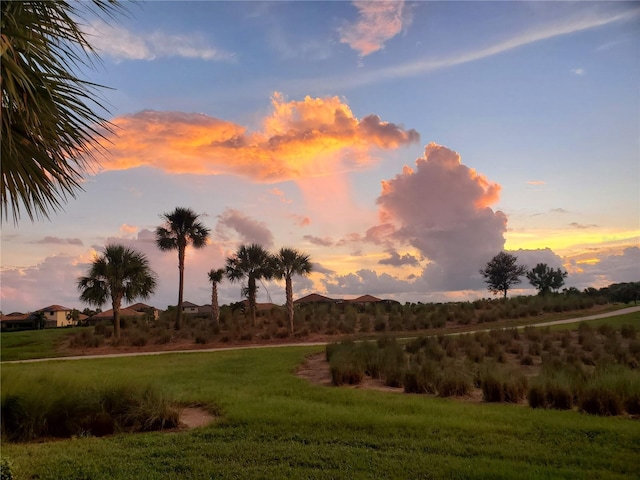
1,1 -> 125,223
608,282 -> 640,304
226,244 -> 274,327
480,252 -> 526,299
65,308 -> 80,325
77,244 -> 157,339
273,248 -> 312,334
526,263 -> 568,295
207,268 -> 225,328
156,207 -> 210,330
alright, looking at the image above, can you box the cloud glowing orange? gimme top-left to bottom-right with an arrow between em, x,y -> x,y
99,93 -> 419,182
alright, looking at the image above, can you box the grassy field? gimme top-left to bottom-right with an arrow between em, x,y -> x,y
2,343 -> 640,479
547,311 -> 640,331
0,326 -> 95,362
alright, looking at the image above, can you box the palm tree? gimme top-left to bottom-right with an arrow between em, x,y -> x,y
78,244 -> 157,339
1,1 -> 125,223
156,207 -> 210,330
207,268 -> 225,328
274,248 -> 312,334
225,244 -> 275,327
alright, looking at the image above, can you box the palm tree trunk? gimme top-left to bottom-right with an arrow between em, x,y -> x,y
248,274 -> 257,327
176,246 -> 185,330
212,283 -> 219,328
286,275 -> 294,334
112,297 -> 121,339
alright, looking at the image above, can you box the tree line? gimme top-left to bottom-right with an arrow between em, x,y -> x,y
78,207 -> 312,339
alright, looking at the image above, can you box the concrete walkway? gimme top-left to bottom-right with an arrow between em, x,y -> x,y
4,306 -> 639,364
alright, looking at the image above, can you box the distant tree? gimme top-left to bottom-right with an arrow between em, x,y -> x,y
156,207 -> 210,330
480,252 -> 527,299
273,248 -> 312,334
78,244 -> 157,339
207,268 -> 225,328
33,311 -> 46,330
526,263 -> 568,295
1,1 -> 126,223
65,308 -> 80,325
608,282 -> 640,304
226,244 -> 274,327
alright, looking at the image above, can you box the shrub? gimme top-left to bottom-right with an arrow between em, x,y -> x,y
1,380 -> 179,442
579,387 -> 623,416
621,324 -> 637,340
480,364 -> 527,403
438,366 -> 471,397
329,350 -> 364,386
520,355 -> 534,366
0,458 -> 13,480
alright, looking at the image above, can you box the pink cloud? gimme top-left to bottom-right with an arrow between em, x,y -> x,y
215,209 -> 274,248
339,1 -> 411,56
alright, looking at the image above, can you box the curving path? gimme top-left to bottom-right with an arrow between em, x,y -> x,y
4,306 -> 639,364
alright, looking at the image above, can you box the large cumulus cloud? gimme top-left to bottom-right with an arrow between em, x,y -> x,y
377,142 -> 507,291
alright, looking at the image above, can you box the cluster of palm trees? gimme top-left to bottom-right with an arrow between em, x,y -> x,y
78,207 -> 312,339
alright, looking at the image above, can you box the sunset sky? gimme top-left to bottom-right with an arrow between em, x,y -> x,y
2,1 -> 639,313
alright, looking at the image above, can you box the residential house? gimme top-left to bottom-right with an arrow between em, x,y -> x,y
181,301 -> 200,315
0,313 -> 35,331
293,293 -> 337,305
36,305 -> 77,328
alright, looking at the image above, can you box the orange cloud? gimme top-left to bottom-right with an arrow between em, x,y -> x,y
100,93 -> 419,182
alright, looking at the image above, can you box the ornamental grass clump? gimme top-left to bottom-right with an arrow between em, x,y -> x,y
1,377 -> 179,442
479,363 -> 528,403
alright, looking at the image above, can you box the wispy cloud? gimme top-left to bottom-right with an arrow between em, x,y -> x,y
571,68 -> 586,75
85,20 -> 235,62
316,7 -> 638,89
527,180 -> 546,186
33,237 -> 83,246
339,1 -> 411,57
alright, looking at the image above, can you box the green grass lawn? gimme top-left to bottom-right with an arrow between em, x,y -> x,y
547,311 -> 640,331
2,346 -> 639,479
0,326 -> 92,362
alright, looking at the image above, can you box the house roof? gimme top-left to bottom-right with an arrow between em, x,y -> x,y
346,295 -> 382,303
181,301 -> 199,308
90,308 -> 144,319
126,302 -> 155,312
0,313 -> 31,322
37,305 -> 74,312
293,293 -> 336,304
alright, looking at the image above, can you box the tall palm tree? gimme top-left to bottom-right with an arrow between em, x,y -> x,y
1,1 -> 125,223
207,268 -> 225,328
156,207 -> 210,330
225,244 -> 274,327
274,248 -> 312,334
78,244 -> 157,339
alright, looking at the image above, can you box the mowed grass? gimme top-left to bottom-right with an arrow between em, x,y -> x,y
547,311 -> 640,331
0,327 -> 92,361
2,346 -> 640,479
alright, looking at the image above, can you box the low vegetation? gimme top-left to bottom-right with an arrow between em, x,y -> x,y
1,374 -> 179,442
325,321 -> 640,417
1,345 -> 639,479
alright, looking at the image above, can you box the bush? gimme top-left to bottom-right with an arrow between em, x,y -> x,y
480,364 -> 527,403
329,350 -> 364,386
1,380 -> 179,442
579,387 -> 623,416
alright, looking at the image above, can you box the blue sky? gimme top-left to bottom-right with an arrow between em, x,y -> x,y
2,1 -> 639,313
